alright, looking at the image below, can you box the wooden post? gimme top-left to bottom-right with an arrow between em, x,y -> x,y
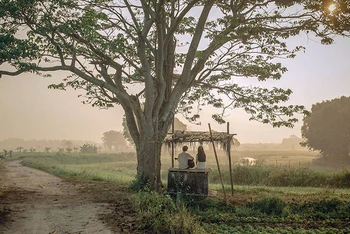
171,117 -> 175,168
208,123 -> 228,204
227,122 -> 234,196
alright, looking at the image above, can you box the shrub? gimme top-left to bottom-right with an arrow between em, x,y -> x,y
313,197 -> 344,214
294,198 -> 350,219
250,196 -> 287,216
133,192 -> 206,234
129,173 -> 150,191
80,144 -> 98,154
266,167 -> 328,187
210,165 -> 271,185
329,170 -> 350,188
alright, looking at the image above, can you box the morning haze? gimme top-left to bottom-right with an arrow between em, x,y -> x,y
0,37 -> 349,144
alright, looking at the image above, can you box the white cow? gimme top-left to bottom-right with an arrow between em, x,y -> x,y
238,157 -> 257,166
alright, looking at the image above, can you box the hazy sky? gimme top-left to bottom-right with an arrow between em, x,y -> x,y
0,35 -> 349,144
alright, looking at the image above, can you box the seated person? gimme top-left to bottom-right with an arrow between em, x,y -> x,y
196,145 -> 206,169
177,145 -> 194,169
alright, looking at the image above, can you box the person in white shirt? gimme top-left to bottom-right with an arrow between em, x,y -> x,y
177,145 -> 194,169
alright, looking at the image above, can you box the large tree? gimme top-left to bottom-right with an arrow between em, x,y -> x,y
102,130 -> 127,151
1,0 -> 349,188
281,135 -> 303,150
301,96 -> 350,159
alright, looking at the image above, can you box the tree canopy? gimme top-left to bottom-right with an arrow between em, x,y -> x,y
1,0 -> 350,187
301,96 -> 350,159
102,130 -> 127,151
281,135 -> 303,150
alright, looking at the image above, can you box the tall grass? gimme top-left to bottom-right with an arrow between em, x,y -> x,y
209,165 -> 350,188
133,191 -> 206,234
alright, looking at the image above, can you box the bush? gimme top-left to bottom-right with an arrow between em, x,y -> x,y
329,170 -> 350,188
232,165 -> 271,185
210,165 -> 270,185
133,192 -> 206,234
313,198 -> 343,213
250,196 -> 287,216
294,198 -> 350,219
129,173 -> 150,191
80,144 -> 98,154
266,167 -> 328,187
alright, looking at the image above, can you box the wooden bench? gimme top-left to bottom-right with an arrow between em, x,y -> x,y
167,168 -> 211,197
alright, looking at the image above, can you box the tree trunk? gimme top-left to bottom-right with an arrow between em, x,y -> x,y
135,134 -> 163,190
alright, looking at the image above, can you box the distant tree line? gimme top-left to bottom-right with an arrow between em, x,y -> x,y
0,138 -> 100,153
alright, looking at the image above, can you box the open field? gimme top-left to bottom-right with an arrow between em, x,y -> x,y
9,150 -> 319,184
2,151 -> 350,233
8,150 -> 350,188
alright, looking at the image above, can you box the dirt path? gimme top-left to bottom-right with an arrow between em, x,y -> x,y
0,160 -> 114,234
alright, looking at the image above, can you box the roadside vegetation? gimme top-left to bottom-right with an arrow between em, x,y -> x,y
2,151 -> 350,233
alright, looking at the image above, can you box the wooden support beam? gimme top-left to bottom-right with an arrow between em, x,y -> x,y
171,116 -> 175,168
227,122 -> 234,196
208,123 -> 228,204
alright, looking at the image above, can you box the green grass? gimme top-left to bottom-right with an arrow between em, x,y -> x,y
20,153 -> 138,183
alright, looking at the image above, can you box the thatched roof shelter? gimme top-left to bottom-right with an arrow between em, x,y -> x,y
164,130 -> 236,144
165,124 -> 236,200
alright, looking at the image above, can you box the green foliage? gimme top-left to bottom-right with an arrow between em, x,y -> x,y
0,34 -> 39,64
20,152 -> 137,183
330,170 -> 350,188
295,198 -> 350,219
312,198 -> 344,214
265,167 -> 328,187
219,165 -> 270,185
301,96 -> 350,159
80,144 -> 98,154
250,196 -> 287,216
209,165 -> 350,188
133,192 -> 206,234
129,173 -> 150,192
203,223 -> 350,234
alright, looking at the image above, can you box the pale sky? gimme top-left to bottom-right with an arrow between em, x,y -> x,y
0,36 -> 349,144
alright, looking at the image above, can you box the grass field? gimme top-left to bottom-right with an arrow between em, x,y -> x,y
13,149 -> 319,183
18,152 -> 138,183
8,149 -> 346,187
4,150 -> 350,233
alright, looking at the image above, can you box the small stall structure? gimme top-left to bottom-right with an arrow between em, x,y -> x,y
164,123 -> 236,199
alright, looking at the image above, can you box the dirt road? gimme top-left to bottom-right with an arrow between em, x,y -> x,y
0,160 -> 115,234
